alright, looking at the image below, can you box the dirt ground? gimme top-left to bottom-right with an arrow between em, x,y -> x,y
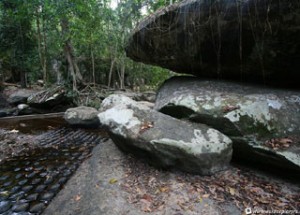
0,129 -> 42,162
44,140 -> 300,215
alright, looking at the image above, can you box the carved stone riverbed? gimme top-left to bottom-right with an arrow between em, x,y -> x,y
0,120 -> 108,215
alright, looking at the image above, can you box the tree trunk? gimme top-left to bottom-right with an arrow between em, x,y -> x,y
42,12 -> 48,83
91,48 -> 95,85
117,61 -> 125,89
36,9 -> 47,83
108,58 -> 115,88
60,18 -> 84,90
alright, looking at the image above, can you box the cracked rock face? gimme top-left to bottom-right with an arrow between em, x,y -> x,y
126,0 -> 300,87
98,94 -> 232,175
155,76 -> 300,172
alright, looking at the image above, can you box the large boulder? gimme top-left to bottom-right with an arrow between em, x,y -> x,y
98,95 -> 232,175
64,106 -> 100,128
126,0 -> 300,87
155,76 -> 300,172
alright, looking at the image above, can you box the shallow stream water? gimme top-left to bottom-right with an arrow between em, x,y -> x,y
0,117 -> 107,214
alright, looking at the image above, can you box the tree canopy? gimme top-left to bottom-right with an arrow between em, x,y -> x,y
0,0 -> 183,90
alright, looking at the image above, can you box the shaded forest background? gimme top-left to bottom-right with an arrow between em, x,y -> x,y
0,0 -> 182,91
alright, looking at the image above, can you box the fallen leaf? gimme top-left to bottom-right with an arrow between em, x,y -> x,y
202,194 -> 210,198
109,178 -> 118,184
228,187 -> 235,195
141,194 -> 153,202
159,186 -> 169,193
74,195 -> 81,201
140,199 -> 152,212
140,121 -> 154,133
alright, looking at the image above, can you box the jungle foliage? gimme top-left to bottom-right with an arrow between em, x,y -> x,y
0,0 -> 182,90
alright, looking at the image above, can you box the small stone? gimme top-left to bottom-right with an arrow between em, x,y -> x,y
10,186 -> 21,193
44,177 -> 54,185
34,166 -> 43,171
10,212 -> 31,215
57,165 -> 66,171
40,192 -> 54,201
22,185 -> 33,192
39,172 -> 47,177
15,173 -> 23,179
48,184 -> 60,192
18,179 -> 28,186
49,171 -> 59,178
33,162 -> 40,166
63,170 -> 72,177
0,201 -> 11,213
0,175 -> 9,181
35,185 -> 46,193
24,161 -> 31,166
31,178 -> 41,185
29,202 -> 45,213
14,167 -> 21,172
26,193 -> 38,201
72,152 -> 80,157
58,177 -> 67,184
24,167 -> 33,172
3,181 -> 12,187
25,172 -> 36,178
12,202 -> 29,212
9,191 -> 25,200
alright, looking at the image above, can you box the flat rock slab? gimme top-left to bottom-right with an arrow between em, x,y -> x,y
98,95 -> 232,175
43,140 -> 223,215
44,140 -> 300,215
155,76 -> 300,172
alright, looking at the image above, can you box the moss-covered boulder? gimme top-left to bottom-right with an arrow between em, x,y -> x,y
155,76 -> 300,172
98,94 -> 232,175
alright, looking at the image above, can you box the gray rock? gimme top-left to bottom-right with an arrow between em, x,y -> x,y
17,104 -> 35,115
111,90 -> 156,102
98,95 -> 232,175
0,201 -> 11,213
64,106 -> 100,128
155,76 -> 300,172
126,0 -> 300,87
7,89 -> 37,105
27,86 -> 72,110
29,202 -> 45,213
100,94 -> 154,112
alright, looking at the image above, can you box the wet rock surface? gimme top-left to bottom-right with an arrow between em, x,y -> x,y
0,127 -> 108,215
